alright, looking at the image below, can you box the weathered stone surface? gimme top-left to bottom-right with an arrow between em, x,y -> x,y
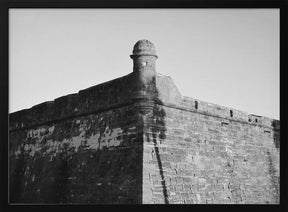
10,105 -> 143,204
9,40 -> 279,204
142,103 -> 279,204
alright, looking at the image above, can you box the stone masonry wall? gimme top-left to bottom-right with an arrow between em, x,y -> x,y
9,73 -> 146,204
9,71 -> 280,204
142,99 -> 280,204
10,105 -> 143,204
9,73 -> 137,131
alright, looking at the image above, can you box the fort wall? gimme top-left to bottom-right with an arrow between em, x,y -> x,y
142,98 -> 279,204
9,40 -> 279,204
9,76 -> 144,203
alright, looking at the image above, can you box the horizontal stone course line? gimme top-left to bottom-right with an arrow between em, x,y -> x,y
9,101 -> 136,132
10,98 -> 279,132
156,101 -> 279,131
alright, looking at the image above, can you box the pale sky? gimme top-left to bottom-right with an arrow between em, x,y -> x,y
9,9 -> 279,120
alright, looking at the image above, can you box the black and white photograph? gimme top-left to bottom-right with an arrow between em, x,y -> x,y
6,7 -> 281,205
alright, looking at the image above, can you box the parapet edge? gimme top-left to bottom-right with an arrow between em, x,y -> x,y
180,96 -> 279,130
10,72 -> 279,132
9,73 -> 135,131
154,73 -> 279,130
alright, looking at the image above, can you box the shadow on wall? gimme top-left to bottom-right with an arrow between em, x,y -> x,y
149,103 -> 168,204
272,120 -> 280,149
9,111 -> 143,204
144,81 -> 169,204
266,120 -> 280,203
10,146 -> 25,202
10,150 -> 69,203
52,152 -> 69,203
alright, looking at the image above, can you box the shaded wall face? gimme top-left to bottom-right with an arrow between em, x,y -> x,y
9,105 -> 143,204
143,105 -> 279,204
